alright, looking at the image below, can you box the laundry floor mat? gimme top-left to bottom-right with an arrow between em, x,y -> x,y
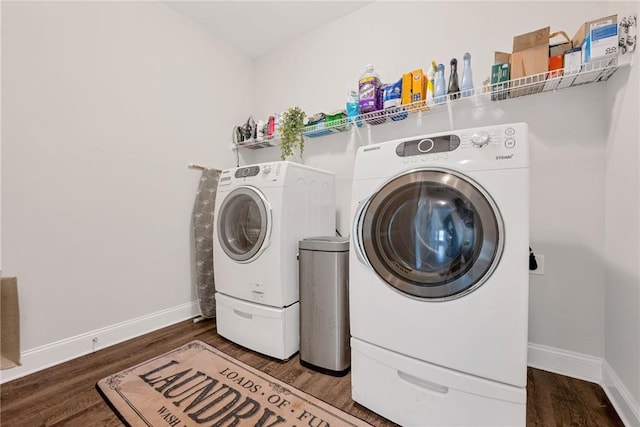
97,340 -> 370,426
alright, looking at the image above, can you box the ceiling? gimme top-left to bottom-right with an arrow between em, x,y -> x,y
165,1 -> 372,59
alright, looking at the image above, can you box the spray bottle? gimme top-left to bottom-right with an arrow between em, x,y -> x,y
426,60 -> 437,104
461,52 -> 474,97
435,63 -> 446,104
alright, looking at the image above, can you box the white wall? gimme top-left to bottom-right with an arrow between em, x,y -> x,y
0,1 -> 3,274
1,2 -> 252,379
252,1 -> 607,116
244,0 -> 612,359
604,2 -> 640,424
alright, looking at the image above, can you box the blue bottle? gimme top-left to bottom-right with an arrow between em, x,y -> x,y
346,86 -> 362,127
461,52 -> 474,97
435,63 -> 446,104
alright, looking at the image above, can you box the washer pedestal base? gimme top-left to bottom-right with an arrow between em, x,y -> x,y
351,338 -> 526,426
215,292 -> 299,360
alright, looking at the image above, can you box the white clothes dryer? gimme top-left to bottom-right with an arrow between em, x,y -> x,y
213,161 -> 335,360
349,123 -> 529,426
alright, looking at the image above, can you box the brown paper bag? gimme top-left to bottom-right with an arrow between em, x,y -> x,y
1,277 -> 21,369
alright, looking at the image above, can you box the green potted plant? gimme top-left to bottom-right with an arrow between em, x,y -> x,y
279,106 -> 306,161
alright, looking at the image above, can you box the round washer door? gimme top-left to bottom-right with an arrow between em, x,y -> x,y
356,169 -> 503,300
217,186 -> 271,263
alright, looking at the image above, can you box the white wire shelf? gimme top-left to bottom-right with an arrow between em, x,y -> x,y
233,56 -> 626,150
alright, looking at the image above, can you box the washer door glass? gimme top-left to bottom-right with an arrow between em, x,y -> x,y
359,169 -> 503,300
217,186 -> 270,263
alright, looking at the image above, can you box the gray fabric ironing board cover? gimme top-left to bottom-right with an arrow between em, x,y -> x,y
192,168 -> 221,318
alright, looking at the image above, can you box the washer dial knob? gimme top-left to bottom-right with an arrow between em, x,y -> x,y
470,131 -> 490,147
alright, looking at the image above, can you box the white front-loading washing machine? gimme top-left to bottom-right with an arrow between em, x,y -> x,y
213,161 -> 335,360
350,123 -> 529,426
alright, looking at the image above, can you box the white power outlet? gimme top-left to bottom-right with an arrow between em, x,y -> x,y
530,254 -> 544,275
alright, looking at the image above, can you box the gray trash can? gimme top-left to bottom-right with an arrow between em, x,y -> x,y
298,236 -> 350,376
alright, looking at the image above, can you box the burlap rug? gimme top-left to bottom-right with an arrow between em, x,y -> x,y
97,340 -> 370,426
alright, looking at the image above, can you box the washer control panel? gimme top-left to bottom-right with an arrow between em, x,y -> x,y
395,134 -> 461,157
459,126 -> 519,150
358,123 -> 528,174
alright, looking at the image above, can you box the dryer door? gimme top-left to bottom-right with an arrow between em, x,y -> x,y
217,186 -> 271,263
355,169 -> 503,300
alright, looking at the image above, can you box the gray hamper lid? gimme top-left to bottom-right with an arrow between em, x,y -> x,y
299,236 -> 349,252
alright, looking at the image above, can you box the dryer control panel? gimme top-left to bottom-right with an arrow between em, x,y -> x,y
234,166 -> 260,178
218,162 -> 286,187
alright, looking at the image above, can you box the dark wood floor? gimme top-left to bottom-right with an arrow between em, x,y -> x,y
0,319 -> 624,427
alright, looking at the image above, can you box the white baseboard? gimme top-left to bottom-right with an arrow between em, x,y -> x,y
602,361 -> 640,427
528,343 -> 640,427
0,301 -> 200,384
527,342 -> 604,384
3,322 -> 637,427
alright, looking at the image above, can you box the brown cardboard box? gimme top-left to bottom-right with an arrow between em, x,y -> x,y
572,15 -> 618,63
511,26 -> 550,80
549,31 -> 572,57
494,51 -> 511,65
573,15 -> 617,50
511,27 -> 550,96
